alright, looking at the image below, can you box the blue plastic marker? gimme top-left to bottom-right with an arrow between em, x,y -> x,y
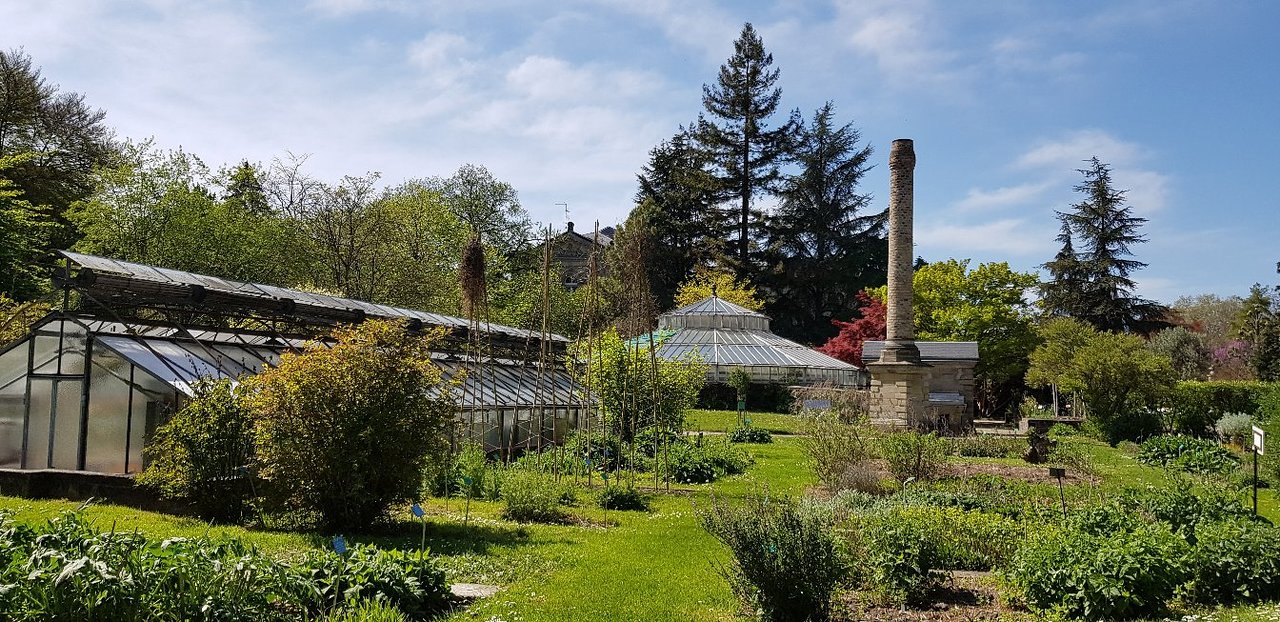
462,476 -> 473,487
411,503 -> 425,518
333,535 -> 347,555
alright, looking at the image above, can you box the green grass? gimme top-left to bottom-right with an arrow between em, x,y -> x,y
685,408 -> 804,435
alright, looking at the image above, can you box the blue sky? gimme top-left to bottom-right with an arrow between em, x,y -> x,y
3,0 -> 1277,303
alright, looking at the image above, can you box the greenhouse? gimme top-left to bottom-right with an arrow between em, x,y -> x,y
645,296 -> 863,386
0,252 -> 587,475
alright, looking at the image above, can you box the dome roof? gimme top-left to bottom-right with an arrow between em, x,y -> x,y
648,296 -> 858,386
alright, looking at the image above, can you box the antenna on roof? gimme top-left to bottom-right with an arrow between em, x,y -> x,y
556,202 -> 568,223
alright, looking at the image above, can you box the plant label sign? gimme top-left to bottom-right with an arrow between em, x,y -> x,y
332,536 -> 347,555
1254,425 -> 1266,456
411,503 -> 425,518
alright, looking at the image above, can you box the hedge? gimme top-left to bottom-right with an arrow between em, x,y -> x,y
1166,381 -> 1280,436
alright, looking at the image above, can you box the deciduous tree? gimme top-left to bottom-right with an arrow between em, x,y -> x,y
673,267 -> 763,311
817,290 -> 886,366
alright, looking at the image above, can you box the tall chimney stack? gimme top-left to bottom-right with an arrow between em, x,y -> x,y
879,139 -> 922,364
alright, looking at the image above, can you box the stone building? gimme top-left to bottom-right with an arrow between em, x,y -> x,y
861,341 -> 978,430
546,222 -> 613,290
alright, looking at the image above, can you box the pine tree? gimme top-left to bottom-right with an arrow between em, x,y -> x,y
1040,157 -> 1167,333
764,102 -> 886,343
222,161 -> 269,214
633,127 -> 723,308
698,23 -> 799,273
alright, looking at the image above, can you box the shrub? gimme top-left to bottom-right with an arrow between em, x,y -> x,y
666,441 -> 718,484
701,437 -> 752,475
1004,523 -> 1190,621
573,329 -> 706,439
321,599 -> 409,622
598,484 -> 651,511
248,320 -> 455,531
453,441 -> 491,499
853,506 -> 1019,583
1185,519 -> 1280,604
137,377 -> 254,522
948,434 -> 1022,458
294,544 -> 450,619
1216,412 -> 1255,446
500,470 -> 565,523
699,493 -> 846,622
1120,484 -> 1251,542
1167,381 -> 1274,436
802,411 -> 876,492
879,431 -> 949,482
729,424 -> 773,444
1138,434 -> 1239,476
0,510 -> 450,621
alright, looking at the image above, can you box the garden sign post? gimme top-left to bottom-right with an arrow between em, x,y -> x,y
1253,425 -> 1265,515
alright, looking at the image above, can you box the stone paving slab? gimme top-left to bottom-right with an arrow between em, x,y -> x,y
451,583 -> 500,599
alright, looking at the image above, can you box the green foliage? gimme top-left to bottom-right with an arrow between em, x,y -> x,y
137,378 -> 254,522
0,510 -> 448,621
1168,381 -> 1277,436
500,470 -> 567,523
1027,320 -> 1174,443
699,493 -> 845,622
1234,284 -> 1280,381
453,442 -> 491,500
598,484 -> 651,512
248,320 -> 456,531
698,22 -> 798,269
70,141 -> 304,287
727,366 -> 750,399
573,328 -> 706,441
1039,157 -> 1168,333
763,101 -> 885,345
1149,326 -> 1211,381
893,259 -> 1040,407
293,544 -> 450,620
0,295 -> 49,345
802,411 -> 877,492
320,599 -> 409,622
879,431 -> 949,483
664,437 -> 752,484
1184,519 -> 1280,605
673,267 -> 763,311
728,424 -> 773,444
0,153 -> 53,300
1004,523 -> 1189,621
1138,435 -> 1240,476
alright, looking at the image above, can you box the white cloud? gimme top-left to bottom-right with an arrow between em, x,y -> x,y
954,181 -> 1053,212
917,219 -> 1050,256
1016,129 -> 1145,170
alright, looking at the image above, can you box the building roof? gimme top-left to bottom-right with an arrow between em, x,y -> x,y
645,296 -> 857,384
663,296 -> 769,319
860,341 -> 980,362
56,250 -> 567,345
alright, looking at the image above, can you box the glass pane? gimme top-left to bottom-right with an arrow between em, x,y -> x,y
84,349 -> 132,473
128,369 -> 175,473
25,378 -> 52,468
0,370 -> 24,468
0,339 -> 28,390
31,335 -> 59,374
51,379 -> 83,470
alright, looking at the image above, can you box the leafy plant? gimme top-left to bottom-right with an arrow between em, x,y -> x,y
248,320 -> 456,531
293,544 -> 450,619
137,377 -> 255,522
699,493 -> 846,622
801,411 -> 876,492
947,434 -> 1023,459
1184,519 -> 1280,604
1004,523 -> 1190,621
879,431 -> 949,482
1215,412 -> 1255,446
320,599 -> 409,622
728,424 -> 772,444
598,484 -> 651,511
1138,434 -> 1239,476
500,470 -> 566,523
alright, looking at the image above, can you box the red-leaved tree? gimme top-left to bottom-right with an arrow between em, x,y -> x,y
818,290 -> 886,367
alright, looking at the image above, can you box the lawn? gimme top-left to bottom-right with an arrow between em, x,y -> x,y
3,415 -> 1279,621
685,408 -> 805,435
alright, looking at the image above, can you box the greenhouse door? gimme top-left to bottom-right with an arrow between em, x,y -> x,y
23,377 -> 85,470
